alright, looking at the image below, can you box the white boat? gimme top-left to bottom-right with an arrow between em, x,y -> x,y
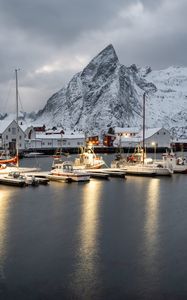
0,172 -> 27,187
73,146 -> 106,170
48,161 -> 90,182
111,157 -> 173,176
24,152 -> 44,158
111,93 -> 173,177
0,163 -> 40,175
157,149 -> 187,174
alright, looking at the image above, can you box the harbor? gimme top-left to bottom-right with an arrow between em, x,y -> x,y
0,155 -> 187,299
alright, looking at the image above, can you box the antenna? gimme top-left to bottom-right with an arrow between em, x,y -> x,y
15,68 -> 20,166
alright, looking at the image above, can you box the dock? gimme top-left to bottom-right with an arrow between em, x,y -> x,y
26,168 -> 126,181
85,168 -> 126,178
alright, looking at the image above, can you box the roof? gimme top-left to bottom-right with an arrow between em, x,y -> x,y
115,127 -> 140,134
0,120 -> 15,133
120,127 -> 168,143
20,124 -> 33,132
136,128 -> 163,139
35,133 -> 85,139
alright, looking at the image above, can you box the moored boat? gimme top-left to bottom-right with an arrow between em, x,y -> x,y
111,152 -> 173,176
23,152 -> 45,158
111,93 -> 173,177
49,161 -> 90,182
0,164 -> 40,175
73,145 -> 106,170
158,149 -> 187,174
0,171 -> 27,187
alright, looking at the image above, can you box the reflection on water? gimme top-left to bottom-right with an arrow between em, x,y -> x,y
71,180 -> 102,298
144,179 -> 160,279
0,189 -> 12,280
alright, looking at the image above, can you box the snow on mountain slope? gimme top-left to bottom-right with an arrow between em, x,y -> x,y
35,44 -> 157,134
2,45 -> 187,138
143,66 -> 187,138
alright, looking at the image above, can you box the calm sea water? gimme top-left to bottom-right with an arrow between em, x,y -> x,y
0,155 -> 187,299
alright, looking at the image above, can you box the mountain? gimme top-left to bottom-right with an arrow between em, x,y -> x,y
3,44 -> 187,138
34,44 -> 187,138
34,44 -> 157,134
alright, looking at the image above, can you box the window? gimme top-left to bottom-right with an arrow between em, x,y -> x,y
12,128 -> 16,135
8,128 -> 11,132
19,135 -> 22,140
6,135 -> 8,140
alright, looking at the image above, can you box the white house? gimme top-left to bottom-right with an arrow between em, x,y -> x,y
115,127 -> 140,138
25,132 -> 85,150
114,127 -> 171,149
0,120 -> 25,152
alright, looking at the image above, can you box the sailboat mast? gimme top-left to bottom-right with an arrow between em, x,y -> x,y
15,69 -> 19,166
142,92 -> 146,164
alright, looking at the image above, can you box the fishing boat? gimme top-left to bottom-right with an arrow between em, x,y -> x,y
111,153 -> 173,176
157,149 -> 187,174
73,145 -> 106,170
111,93 -> 173,176
48,161 -> 90,182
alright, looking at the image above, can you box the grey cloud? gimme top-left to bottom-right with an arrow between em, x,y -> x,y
0,0 -> 187,112
0,0 -> 130,45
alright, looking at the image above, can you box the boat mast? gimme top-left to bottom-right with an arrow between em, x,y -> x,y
15,68 -> 19,167
142,92 -> 146,165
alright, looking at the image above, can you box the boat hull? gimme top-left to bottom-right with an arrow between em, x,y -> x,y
120,165 -> 172,176
0,176 -> 26,187
48,172 -> 90,182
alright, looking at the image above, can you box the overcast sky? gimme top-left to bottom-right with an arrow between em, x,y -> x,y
0,0 -> 186,113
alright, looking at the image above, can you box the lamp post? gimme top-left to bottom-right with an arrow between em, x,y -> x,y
152,142 -> 156,161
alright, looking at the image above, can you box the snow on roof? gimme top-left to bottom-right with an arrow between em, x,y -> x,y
173,138 -> 187,143
120,128 -> 165,142
0,119 -> 15,133
19,124 -> 33,132
135,128 -> 163,139
36,133 -> 85,139
115,127 -> 140,134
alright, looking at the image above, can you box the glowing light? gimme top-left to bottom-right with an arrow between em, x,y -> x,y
71,180 -> 102,295
144,179 -> 160,274
0,190 -> 11,264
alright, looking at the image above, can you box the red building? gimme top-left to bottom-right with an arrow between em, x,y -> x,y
103,134 -> 116,147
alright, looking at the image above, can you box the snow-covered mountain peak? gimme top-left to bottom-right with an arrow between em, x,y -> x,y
2,44 -> 187,138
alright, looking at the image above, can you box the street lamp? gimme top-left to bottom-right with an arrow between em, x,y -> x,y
152,142 -> 157,161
